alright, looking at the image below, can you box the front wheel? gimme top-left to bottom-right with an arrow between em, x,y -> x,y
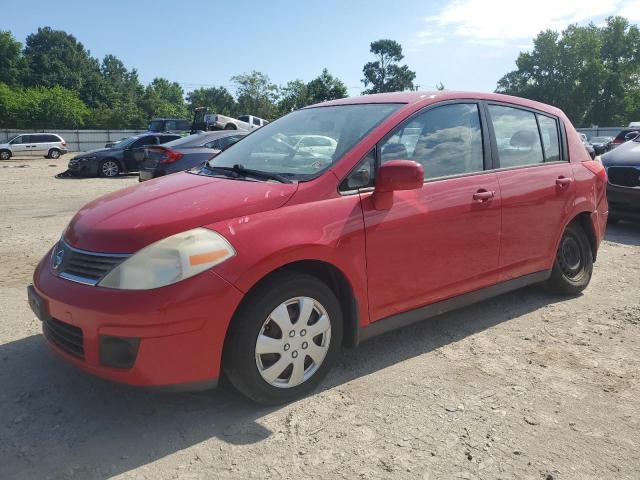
545,222 -> 593,295
0,150 -> 10,160
223,272 -> 343,404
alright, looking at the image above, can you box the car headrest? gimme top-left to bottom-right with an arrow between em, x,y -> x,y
510,130 -> 538,148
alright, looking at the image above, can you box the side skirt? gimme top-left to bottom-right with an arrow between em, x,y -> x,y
358,270 -> 551,343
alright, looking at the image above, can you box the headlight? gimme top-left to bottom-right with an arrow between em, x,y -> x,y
98,228 -> 235,290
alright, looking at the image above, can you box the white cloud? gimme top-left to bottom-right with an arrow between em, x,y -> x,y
415,0 -> 639,47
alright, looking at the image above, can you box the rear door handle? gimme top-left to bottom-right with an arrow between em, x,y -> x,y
556,176 -> 572,186
473,190 -> 495,201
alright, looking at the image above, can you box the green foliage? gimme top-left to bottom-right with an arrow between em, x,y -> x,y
0,82 -> 89,128
497,16 -> 640,126
362,39 -> 416,94
0,31 -> 23,86
277,69 -> 347,116
232,70 -> 280,120
186,86 -> 237,116
1,27 -> 356,128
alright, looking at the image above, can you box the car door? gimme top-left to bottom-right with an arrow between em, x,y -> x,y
30,134 -> 49,157
359,102 -> 502,322
9,135 -> 29,156
123,136 -> 159,171
485,103 -> 574,281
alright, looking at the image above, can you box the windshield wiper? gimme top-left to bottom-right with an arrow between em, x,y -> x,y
207,164 -> 292,183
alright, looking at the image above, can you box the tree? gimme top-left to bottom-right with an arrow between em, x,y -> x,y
277,79 -> 308,115
497,17 -> 640,126
186,86 -> 237,116
0,31 -> 23,86
362,39 -> 416,94
21,27 -> 103,107
0,83 -> 89,129
140,78 -> 189,119
231,70 -> 279,119
306,68 -> 348,104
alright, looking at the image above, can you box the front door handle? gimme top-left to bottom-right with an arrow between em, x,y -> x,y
473,190 -> 495,202
556,176 -> 572,187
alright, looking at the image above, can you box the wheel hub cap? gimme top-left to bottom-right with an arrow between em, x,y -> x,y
558,234 -> 583,278
255,296 -> 331,388
102,161 -> 118,176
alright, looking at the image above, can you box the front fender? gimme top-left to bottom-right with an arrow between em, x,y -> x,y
208,194 -> 370,326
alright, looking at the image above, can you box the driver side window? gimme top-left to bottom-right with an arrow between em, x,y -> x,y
379,103 -> 484,180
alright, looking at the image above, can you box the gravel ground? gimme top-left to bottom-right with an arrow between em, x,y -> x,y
1,155 -> 639,480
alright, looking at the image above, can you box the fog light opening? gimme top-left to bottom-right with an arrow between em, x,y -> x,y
99,335 -> 140,369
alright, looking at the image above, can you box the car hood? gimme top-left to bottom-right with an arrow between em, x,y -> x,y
602,141 -> 640,166
64,172 -> 298,252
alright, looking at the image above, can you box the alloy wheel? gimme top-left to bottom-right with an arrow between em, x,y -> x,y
255,296 -> 331,388
101,160 -> 119,177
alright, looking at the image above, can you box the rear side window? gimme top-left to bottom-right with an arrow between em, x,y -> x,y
536,115 -> 561,162
380,103 -> 484,180
45,134 -> 61,142
160,135 -> 181,143
488,105 -> 544,167
253,117 -> 261,126
31,135 -> 46,143
238,116 -> 249,122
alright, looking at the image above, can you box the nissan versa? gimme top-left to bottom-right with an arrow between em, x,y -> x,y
28,91 -> 608,404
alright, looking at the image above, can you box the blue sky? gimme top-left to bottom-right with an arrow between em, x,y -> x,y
3,0 -> 640,96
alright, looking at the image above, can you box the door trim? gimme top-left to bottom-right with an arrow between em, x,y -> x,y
358,269 -> 551,343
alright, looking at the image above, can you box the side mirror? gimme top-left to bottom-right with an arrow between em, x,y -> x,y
624,131 -> 639,141
372,160 -> 424,210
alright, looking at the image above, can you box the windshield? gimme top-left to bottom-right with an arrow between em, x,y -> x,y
207,104 -> 402,180
148,120 -> 164,132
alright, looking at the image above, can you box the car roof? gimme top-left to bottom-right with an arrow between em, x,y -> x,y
309,90 -> 564,116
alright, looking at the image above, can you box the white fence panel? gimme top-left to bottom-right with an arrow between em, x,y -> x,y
0,129 -> 147,152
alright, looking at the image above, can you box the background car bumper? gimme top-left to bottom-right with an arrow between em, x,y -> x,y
607,183 -> 640,220
31,253 -> 244,388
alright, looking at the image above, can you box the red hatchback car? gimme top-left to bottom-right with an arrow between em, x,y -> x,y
28,91 -> 608,404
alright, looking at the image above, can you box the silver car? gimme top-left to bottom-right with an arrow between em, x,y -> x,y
0,133 -> 68,160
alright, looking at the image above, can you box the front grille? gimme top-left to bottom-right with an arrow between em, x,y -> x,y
607,166 -> 640,188
44,317 -> 84,359
51,241 -> 129,286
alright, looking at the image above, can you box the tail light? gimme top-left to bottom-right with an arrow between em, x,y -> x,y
582,156 -> 607,182
61,142 -> 67,147
147,147 -> 183,164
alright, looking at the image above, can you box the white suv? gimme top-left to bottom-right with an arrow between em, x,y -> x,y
0,133 -> 68,160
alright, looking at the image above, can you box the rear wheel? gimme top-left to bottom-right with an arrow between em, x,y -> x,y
545,222 -> 593,295
47,148 -> 61,159
223,272 -> 342,404
0,150 -> 10,160
224,124 -> 237,130
99,159 -> 121,177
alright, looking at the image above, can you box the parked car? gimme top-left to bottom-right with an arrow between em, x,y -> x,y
611,128 -> 640,148
139,131 -> 247,182
601,135 -> 640,223
628,121 -> 640,128
0,133 -> 68,160
589,136 -> 613,155
67,133 -> 181,177
29,91 -> 607,404
148,118 -> 192,133
210,114 -> 268,131
290,135 -> 338,157
580,133 -> 596,158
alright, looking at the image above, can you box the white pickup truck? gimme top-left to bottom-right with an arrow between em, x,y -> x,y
205,113 -> 268,131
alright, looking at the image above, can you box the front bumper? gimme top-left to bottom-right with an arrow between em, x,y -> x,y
68,158 -> 99,176
31,252 -> 244,388
607,183 -> 640,221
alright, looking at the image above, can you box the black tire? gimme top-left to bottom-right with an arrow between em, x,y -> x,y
0,150 -> 11,160
47,148 -> 61,159
99,158 -> 121,178
545,222 -> 593,295
223,272 -> 343,404
224,124 -> 237,130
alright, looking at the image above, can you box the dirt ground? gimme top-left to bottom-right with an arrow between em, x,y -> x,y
1,155 -> 639,480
